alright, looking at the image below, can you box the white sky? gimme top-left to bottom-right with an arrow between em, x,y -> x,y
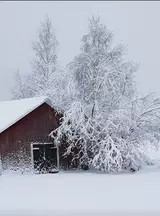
0,1 -> 160,101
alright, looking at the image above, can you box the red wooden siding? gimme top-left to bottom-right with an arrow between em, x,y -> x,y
0,102 -> 60,169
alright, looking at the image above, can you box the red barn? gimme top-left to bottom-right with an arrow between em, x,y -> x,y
0,96 -> 61,173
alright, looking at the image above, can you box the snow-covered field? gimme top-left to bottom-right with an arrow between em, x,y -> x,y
0,166 -> 160,216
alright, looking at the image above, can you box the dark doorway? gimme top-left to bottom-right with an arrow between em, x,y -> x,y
32,143 -> 58,174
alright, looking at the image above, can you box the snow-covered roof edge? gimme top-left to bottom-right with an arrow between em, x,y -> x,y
0,96 -> 55,134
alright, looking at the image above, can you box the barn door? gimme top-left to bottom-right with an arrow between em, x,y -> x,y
31,143 -> 58,174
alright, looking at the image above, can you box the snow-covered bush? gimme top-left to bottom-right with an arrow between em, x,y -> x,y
2,148 -> 32,174
52,95 -> 160,172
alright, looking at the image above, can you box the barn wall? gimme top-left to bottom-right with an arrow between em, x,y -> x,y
0,103 -> 60,170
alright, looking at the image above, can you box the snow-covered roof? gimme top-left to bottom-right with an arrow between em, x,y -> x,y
0,96 -> 52,134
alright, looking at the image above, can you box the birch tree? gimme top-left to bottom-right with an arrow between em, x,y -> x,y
11,16 -> 62,106
52,16 -> 160,172
30,15 -> 58,95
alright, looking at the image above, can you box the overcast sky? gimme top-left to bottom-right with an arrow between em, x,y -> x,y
0,1 -> 160,101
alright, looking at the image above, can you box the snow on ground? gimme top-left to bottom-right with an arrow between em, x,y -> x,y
0,167 -> 160,216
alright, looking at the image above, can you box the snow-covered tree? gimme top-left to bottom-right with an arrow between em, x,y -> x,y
68,16 -> 136,118
11,70 -> 35,99
51,16 -> 160,172
11,16 -> 67,109
29,15 -> 58,95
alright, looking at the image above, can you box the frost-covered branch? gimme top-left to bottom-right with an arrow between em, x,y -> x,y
51,16 -> 160,172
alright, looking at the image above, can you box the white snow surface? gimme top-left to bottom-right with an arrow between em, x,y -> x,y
0,168 -> 160,216
0,96 -> 51,134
